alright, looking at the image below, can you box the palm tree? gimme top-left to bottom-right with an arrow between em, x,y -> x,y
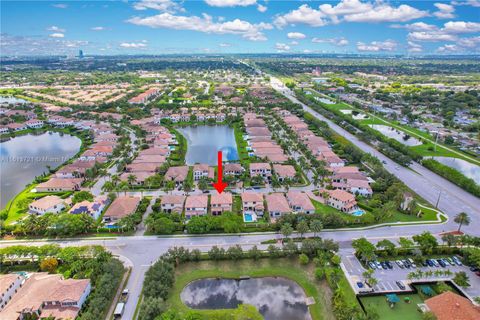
111,175 -> 120,187
454,212 -> 470,232
310,220 -> 323,238
127,174 -> 137,186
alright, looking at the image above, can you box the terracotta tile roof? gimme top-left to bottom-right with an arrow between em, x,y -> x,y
327,189 -> 356,202
425,292 -> 480,320
250,163 -> 270,170
165,166 -> 189,181
273,164 -> 296,178
265,193 -> 290,213
241,192 -> 263,203
211,192 -> 233,206
0,274 -> 21,294
36,178 -> 82,190
29,195 -> 64,210
161,195 -> 186,206
103,196 -> 140,219
185,195 -> 208,208
286,191 -> 315,211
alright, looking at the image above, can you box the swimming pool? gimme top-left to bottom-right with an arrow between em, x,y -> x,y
243,213 -> 257,222
351,209 -> 365,216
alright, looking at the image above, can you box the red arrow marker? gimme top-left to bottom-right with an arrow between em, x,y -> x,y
212,151 -> 228,194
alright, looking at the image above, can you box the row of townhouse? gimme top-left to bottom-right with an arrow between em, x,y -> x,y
244,113 -> 288,163
160,193 -> 233,218
249,163 -> 296,182
128,88 -> 160,104
276,108 -> 372,213
28,194 -> 109,220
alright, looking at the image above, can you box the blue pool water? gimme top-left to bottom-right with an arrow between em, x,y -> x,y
244,213 -> 253,222
351,210 -> 364,216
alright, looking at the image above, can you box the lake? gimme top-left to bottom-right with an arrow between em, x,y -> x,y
177,125 -> 238,165
433,157 -> 480,185
369,124 -> 422,146
0,132 -> 81,208
181,277 -> 311,320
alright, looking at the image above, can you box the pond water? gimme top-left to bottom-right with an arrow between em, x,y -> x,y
0,96 -> 29,104
369,124 -> 422,146
177,125 -> 238,165
181,277 -> 311,320
0,132 -> 81,208
432,157 -> 480,185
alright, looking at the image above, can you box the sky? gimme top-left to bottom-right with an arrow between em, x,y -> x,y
1,0 -> 479,56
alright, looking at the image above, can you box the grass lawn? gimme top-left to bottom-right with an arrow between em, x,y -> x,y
359,294 -> 424,320
168,258 -> 335,320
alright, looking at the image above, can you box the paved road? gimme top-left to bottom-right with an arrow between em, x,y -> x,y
270,77 -> 480,233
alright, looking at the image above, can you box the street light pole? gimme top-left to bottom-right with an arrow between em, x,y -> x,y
435,189 -> 442,209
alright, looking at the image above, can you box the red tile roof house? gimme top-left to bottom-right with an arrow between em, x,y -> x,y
165,166 -> 189,186
193,164 -> 215,181
69,196 -> 109,220
249,163 -> 272,179
184,195 -> 208,220
286,191 -> 315,214
224,163 -> 244,176
265,193 -> 291,220
102,196 -> 141,223
128,88 -> 159,104
317,151 -> 345,168
36,178 -> 82,192
28,195 -> 65,215
6,122 -> 27,132
0,272 -> 91,320
161,195 -> 185,214
25,119 -> 44,129
424,291 -> 480,320
120,171 -> 156,185
211,192 -> 233,216
324,189 -> 359,213
125,163 -> 159,173
0,126 -> 9,134
273,164 -> 296,182
241,192 -> 264,217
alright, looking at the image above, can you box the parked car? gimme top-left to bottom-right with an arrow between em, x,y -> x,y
408,258 -> 417,268
396,260 -> 404,268
442,258 -> 451,266
426,259 -> 434,267
375,261 -> 382,269
357,282 -> 364,288
403,260 -> 411,268
475,272 -> 480,277
369,262 -> 376,269
453,256 -> 463,266
469,266 -> 479,272
432,259 -> 440,267
386,261 -> 393,269
446,258 -> 455,265
380,262 -> 388,269
396,281 -> 406,290
421,260 -> 428,267
438,259 -> 447,267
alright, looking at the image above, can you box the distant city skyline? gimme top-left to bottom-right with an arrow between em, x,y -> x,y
1,0 -> 479,56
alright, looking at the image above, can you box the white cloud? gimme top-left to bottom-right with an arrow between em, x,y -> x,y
408,31 -> 457,42
407,41 -> 423,53
312,37 -> 349,46
458,36 -> 480,48
344,4 -> 428,23
274,1 -> 428,28
443,21 -> 480,33
433,3 -> 455,19
120,42 -> 147,48
356,39 -> 397,52
52,3 -> 68,9
391,22 -> 438,31
219,43 -> 231,47
274,4 -> 327,28
205,0 -> 257,7
437,44 -> 460,52
257,4 -> 267,12
452,0 -> 480,7
275,42 -> 291,51
127,13 -> 271,41
91,26 -> 105,31
49,33 -> 65,38
287,32 -> 306,39
133,0 -> 184,13
290,40 -> 299,45
47,26 -> 66,33
303,49 -> 313,53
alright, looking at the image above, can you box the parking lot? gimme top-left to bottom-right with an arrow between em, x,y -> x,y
340,248 -> 480,300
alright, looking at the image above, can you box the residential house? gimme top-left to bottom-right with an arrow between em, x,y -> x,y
425,291 -> 480,320
161,195 -> 185,214
224,163 -> 244,176
210,192 -> 233,215
25,119 -> 44,129
324,189 -> 358,213
185,195 -> 208,219
265,193 -> 291,219
273,164 -> 296,182
286,191 -> 315,214
241,192 -> 264,216
193,164 -> 214,181
164,166 -> 189,186
28,195 -> 65,215
69,196 -> 109,220
0,273 -> 91,320
36,178 -> 82,192
0,274 -> 25,311
6,123 -> 27,132
102,196 -> 141,223
249,163 -> 271,179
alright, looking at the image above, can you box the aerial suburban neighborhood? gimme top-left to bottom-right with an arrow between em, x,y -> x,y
1,1 -> 480,320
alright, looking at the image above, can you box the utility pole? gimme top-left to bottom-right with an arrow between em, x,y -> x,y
434,131 -> 439,153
